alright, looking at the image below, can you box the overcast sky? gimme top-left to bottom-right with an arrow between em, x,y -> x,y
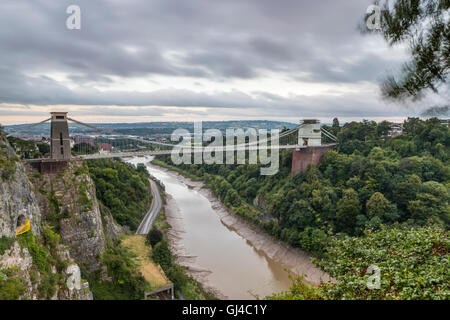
0,0 -> 445,124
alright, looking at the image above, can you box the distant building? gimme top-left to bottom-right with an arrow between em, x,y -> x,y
440,119 -> 450,128
75,138 -> 95,146
387,123 -> 404,137
97,143 -> 112,152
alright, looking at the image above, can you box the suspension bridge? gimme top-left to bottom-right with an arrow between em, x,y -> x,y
7,112 -> 337,175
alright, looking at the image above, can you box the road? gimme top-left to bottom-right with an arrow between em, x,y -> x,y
136,179 -> 162,235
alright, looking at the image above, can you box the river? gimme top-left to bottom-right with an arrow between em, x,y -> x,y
127,156 -> 330,299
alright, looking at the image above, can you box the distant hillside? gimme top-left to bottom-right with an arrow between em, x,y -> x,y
4,120 -> 298,136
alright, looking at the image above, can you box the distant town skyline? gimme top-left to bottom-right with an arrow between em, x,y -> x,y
1,0 -> 447,125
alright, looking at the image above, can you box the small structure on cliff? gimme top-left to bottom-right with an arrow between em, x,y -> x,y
291,119 -> 337,175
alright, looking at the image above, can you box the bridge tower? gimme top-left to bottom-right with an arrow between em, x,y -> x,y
298,119 -> 322,147
291,119 -> 335,175
50,112 -> 71,160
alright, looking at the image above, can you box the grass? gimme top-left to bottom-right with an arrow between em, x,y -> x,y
121,235 -> 170,290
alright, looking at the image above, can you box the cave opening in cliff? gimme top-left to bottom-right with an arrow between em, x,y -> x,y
16,215 -> 26,227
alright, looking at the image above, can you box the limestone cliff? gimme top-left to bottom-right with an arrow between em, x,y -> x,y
0,135 -> 40,237
0,133 -> 93,299
0,241 -> 93,300
27,159 -> 117,272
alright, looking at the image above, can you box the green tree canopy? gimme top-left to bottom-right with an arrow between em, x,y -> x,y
369,0 -> 449,100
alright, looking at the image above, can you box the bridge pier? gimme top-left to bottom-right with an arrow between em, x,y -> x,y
27,158 -> 68,174
291,145 -> 335,176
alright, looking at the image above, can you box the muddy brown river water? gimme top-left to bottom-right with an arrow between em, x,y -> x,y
127,156 -> 331,299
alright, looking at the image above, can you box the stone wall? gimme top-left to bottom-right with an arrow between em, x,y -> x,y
291,144 -> 336,175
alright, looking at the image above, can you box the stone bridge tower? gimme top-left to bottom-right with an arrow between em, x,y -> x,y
50,112 -> 71,160
291,119 -> 336,175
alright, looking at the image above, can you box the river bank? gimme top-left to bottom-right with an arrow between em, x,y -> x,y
148,161 -> 333,299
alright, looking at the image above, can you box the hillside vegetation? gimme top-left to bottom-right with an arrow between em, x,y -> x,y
155,117 -> 450,299
87,159 -> 152,231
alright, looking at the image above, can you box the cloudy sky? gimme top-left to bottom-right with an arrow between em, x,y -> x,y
0,0 -> 445,124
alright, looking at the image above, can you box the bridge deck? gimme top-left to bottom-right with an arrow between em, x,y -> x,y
22,144 -> 338,162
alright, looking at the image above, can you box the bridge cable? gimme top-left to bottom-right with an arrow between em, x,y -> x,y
6,118 -> 51,137
321,128 -> 338,142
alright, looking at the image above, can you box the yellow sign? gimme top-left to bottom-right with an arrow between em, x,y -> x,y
15,219 -> 31,236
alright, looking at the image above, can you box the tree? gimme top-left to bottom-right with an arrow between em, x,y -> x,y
366,192 -> 390,218
335,189 -> 361,235
37,142 -> 50,156
368,0 -> 450,100
331,118 -> 341,136
394,174 -> 422,211
332,117 -> 340,129
377,121 -> 392,137
286,200 -> 316,231
152,240 -> 173,270
147,228 -> 163,247
408,181 -> 450,224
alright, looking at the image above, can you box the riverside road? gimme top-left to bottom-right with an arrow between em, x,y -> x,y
136,179 -> 162,235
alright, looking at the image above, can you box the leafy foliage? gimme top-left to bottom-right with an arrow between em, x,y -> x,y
0,132 -> 18,180
316,226 -> 450,300
0,236 -> 15,255
270,226 -> 449,300
6,136 -> 40,159
367,0 -> 450,100
87,159 -> 152,230
16,229 -> 67,299
147,227 -> 163,247
151,240 -> 173,271
0,267 -> 26,300
100,243 -> 148,299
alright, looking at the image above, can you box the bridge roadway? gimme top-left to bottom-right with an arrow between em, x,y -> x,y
80,144 -> 305,160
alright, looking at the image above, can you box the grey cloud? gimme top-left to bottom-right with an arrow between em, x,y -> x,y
0,0 -> 416,118
0,65 -> 407,119
1,0 -> 385,81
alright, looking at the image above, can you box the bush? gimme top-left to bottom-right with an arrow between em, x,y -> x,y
101,243 -> 147,299
38,272 -> 58,299
0,236 -> 15,255
0,270 -> 26,300
166,265 -> 188,291
147,228 -> 163,247
151,240 -> 173,270
17,231 -> 51,274
41,225 -> 60,249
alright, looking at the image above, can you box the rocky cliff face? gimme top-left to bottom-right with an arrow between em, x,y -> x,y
0,133 -> 94,299
0,136 -> 40,237
27,159 -> 111,272
0,241 -> 93,300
